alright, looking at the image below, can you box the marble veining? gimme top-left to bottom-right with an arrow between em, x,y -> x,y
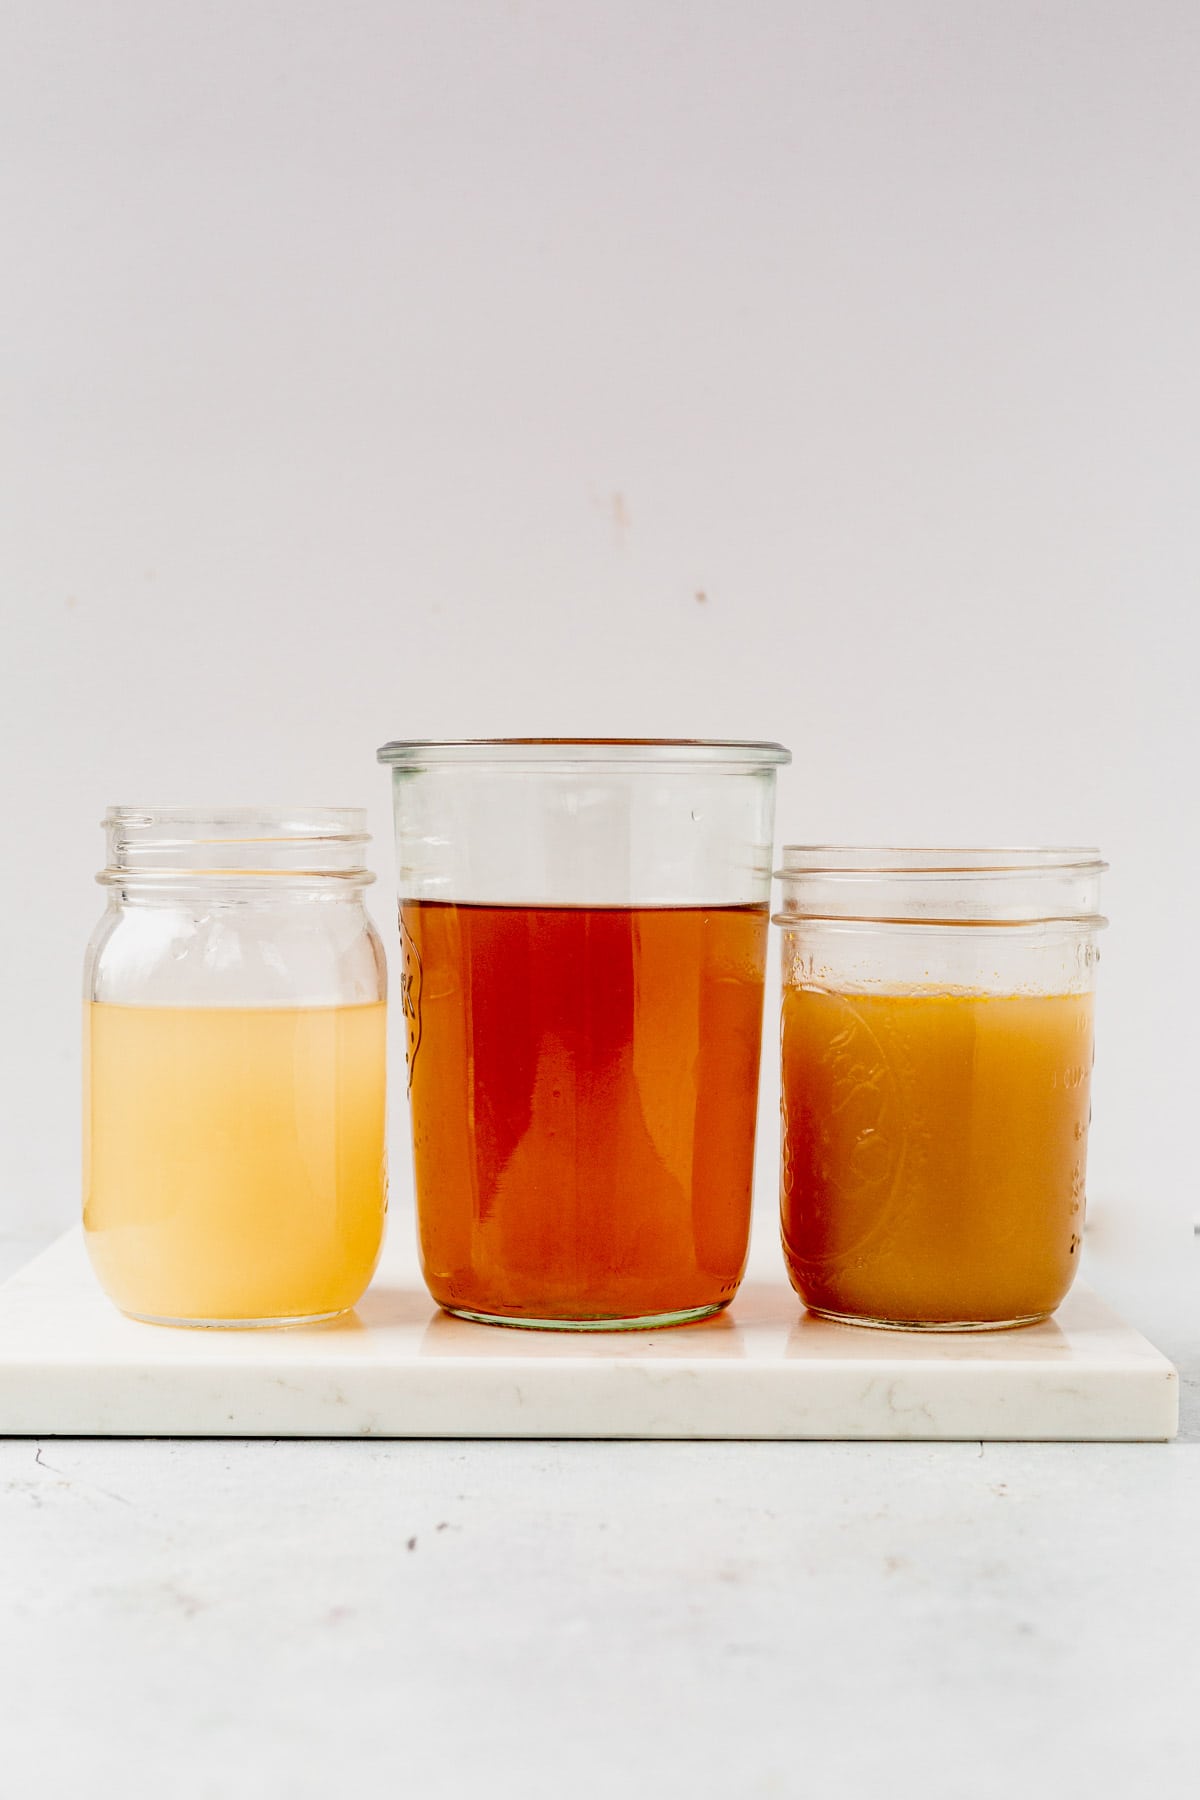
0,1227 -> 1178,1440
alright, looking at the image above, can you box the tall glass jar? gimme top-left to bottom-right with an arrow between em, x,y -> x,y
775,848 -> 1106,1330
83,807 -> 388,1326
378,738 -> 790,1329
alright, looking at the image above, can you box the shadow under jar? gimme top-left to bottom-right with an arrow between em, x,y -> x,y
378,739 -> 790,1329
775,848 -> 1106,1330
83,807 -> 388,1327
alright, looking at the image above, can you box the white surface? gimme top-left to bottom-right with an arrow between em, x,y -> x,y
2,1429 -> 1199,1800
0,1222 -> 1196,1800
0,1226 -> 1179,1441
2,3 -> 1200,1257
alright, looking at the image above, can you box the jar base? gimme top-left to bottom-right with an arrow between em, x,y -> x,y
119,1306 -> 353,1331
439,1300 -> 730,1333
803,1304 -> 1053,1333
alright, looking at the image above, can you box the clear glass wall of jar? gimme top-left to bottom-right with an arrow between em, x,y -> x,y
775,848 -> 1106,1330
378,738 -> 790,1329
83,807 -> 388,1326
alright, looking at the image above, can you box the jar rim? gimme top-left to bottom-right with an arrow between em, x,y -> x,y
778,845 -> 1105,875
103,805 -> 368,840
774,845 -> 1106,927
99,806 -> 373,884
377,737 -> 791,767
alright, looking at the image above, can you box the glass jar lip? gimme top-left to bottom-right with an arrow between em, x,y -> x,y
103,805 -> 368,840
774,845 -> 1106,927
377,737 -> 791,768
99,806 -> 373,884
777,845 -> 1105,876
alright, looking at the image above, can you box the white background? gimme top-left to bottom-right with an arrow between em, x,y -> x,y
2,1 -> 1197,1256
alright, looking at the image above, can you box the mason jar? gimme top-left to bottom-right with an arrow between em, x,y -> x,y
378,738 -> 790,1329
775,847 -> 1106,1330
83,807 -> 388,1326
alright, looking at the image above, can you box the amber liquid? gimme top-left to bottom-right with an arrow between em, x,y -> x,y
401,901 -> 768,1325
780,987 -> 1094,1327
84,1002 -> 387,1324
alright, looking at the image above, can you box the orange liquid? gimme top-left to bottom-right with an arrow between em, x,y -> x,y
780,987 -> 1093,1326
402,901 -> 768,1324
84,1002 -> 387,1324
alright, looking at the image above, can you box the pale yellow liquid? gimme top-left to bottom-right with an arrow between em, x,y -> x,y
84,1002 -> 387,1324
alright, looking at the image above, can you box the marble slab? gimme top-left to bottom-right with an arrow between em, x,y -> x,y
0,1227 -> 1178,1440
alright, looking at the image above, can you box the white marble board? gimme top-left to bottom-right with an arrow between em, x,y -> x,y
0,1226 -> 1178,1440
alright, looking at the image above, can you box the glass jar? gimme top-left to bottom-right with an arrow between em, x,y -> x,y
83,807 -> 388,1326
775,847 -> 1106,1330
377,738 -> 791,1329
